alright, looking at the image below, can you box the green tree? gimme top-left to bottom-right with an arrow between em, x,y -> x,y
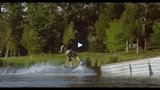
21,3 -> 47,55
94,3 -> 125,52
0,3 -> 7,56
58,3 -> 100,39
0,22 -> 6,56
87,32 -> 99,52
46,3 -> 67,53
141,3 -> 160,50
149,21 -> 160,46
122,3 -> 160,53
22,3 -> 66,54
121,3 -> 141,53
2,3 -> 25,57
62,22 -> 75,44
121,3 -> 146,54
21,28 -> 45,55
105,20 -> 125,53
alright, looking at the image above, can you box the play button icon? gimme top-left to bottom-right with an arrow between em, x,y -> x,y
72,39 -> 88,52
78,42 -> 83,48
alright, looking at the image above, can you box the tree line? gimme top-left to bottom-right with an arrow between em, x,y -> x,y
0,3 -> 160,57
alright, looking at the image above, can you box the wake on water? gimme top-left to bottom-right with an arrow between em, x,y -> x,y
0,61 -> 97,76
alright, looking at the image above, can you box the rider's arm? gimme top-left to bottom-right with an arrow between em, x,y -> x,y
59,45 -> 64,53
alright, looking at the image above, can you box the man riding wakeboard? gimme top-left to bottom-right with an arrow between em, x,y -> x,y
59,39 -> 83,69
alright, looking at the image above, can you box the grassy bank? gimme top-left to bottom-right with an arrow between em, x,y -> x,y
0,54 -> 66,67
0,49 -> 160,67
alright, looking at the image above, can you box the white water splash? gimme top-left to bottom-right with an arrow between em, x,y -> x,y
0,61 -> 96,75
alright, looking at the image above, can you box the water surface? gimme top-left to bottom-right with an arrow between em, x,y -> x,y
0,62 -> 160,87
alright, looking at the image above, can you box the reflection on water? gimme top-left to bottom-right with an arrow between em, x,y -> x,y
1,73 -> 160,87
66,75 -> 160,87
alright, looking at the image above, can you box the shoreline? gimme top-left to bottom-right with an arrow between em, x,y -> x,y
0,50 -> 160,68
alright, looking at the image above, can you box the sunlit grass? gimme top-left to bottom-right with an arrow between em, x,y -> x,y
0,54 -> 66,67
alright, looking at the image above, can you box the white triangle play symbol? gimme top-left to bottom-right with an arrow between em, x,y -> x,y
78,42 -> 83,48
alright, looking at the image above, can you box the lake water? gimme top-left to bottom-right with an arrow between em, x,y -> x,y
0,62 -> 160,87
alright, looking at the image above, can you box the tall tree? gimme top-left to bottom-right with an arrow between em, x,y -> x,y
105,19 -> 125,53
22,3 -> 66,54
140,3 -> 160,50
94,3 -> 125,52
58,3 -> 99,39
2,3 -> 25,57
62,22 -> 75,44
149,21 -> 160,46
0,3 -> 6,56
121,3 -> 144,54
22,3 -> 48,55
59,3 -> 101,52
